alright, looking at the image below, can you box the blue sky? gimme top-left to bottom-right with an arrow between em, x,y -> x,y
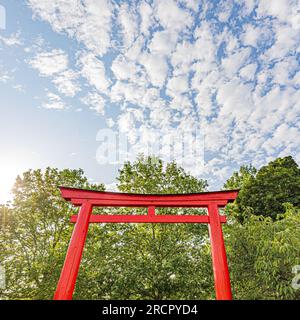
0,0 -> 300,202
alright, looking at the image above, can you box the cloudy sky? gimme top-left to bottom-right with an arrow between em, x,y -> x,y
0,0 -> 300,202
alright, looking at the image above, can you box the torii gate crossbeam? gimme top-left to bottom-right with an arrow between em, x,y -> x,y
53,187 -> 238,300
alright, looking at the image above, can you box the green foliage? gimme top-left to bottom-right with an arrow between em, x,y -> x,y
0,168 -> 104,299
76,223 -> 214,300
224,204 -> 300,299
0,205 -> 13,230
223,164 -> 257,190
225,156 -> 300,220
117,154 -> 208,194
1,155 -> 300,300
75,155 -> 212,299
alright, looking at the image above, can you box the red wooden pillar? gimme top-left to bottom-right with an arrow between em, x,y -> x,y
54,201 -> 92,300
207,203 -> 232,300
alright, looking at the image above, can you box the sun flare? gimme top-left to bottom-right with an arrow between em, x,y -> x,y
0,154 -> 39,203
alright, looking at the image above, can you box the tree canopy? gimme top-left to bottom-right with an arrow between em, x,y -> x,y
1,155 -> 300,300
227,156 -> 300,219
224,204 -> 300,299
223,164 -> 257,190
76,155 -> 212,299
117,155 -> 208,194
0,168 -> 104,299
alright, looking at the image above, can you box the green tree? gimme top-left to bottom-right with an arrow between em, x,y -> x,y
223,164 -> 257,190
75,155 -> 213,299
0,205 -> 13,230
117,155 -> 208,194
224,204 -> 300,299
3,155 -> 299,300
235,156 -> 300,219
0,168 -> 104,299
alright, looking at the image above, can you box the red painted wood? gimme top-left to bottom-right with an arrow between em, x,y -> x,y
54,202 -> 92,300
54,187 -> 238,300
60,187 -> 238,203
70,214 -> 227,224
207,203 -> 232,300
148,206 -> 155,216
70,198 -> 229,207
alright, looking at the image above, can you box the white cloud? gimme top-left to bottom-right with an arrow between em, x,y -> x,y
43,92 -> 66,109
24,0 -> 300,189
217,0 -> 233,22
0,64 -> 12,83
0,74 -> 11,83
139,1 -> 154,36
169,21 -> 218,74
149,107 -> 171,128
139,52 -> 169,87
78,52 -> 110,93
148,30 -> 177,55
263,24 -> 299,62
171,41 -> 197,71
29,49 -> 68,76
29,49 -> 80,97
166,74 -> 189,98
242,23 -> 273,48
28,0 -> 112,56
154,0 -> 193,32
81,92 -> 106,114
123,35 -> 145,61
111,55 -> 144,82
118,111 -> 136,133
242,24 -> 259,47
118,3 -> 139,49
110,80 -> 147,105
261,123 -> 300,156
241,0 -> 257,16
52,70 -> 80,97
239,63 -> 257,81
216,79 -> 254,120
195,88 -> 214,117
256,0 -> 296,23
182,0 -> 200,12
271,56 -> 299,84
0,32 -> 22,46
106,118 -> 115,128
141,87 -> 165,109
13,84 -> 26,93
222,47 -> 252,77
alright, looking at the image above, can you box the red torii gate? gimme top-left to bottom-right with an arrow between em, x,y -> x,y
54,187 -> 238,300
